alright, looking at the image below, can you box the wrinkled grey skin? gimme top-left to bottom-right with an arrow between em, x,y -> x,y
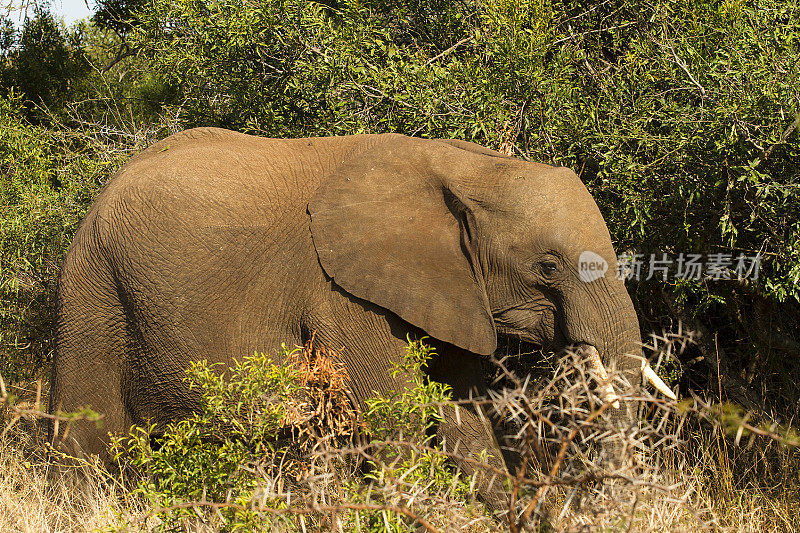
49,128 -> 641,505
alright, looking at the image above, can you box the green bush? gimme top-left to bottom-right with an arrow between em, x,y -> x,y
363,338 -> 472,500
114,349 -> 304,529
365,338 -> 451,444
0,94 -> 126,382
112,339 -> 477,531
0,9 -> 91,119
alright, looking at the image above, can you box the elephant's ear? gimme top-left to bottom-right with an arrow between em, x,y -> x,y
309,136 -> 497,355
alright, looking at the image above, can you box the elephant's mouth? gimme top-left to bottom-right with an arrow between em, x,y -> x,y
574,343 -> 677,408
494,323 -> 565,353
492,302 -> 563,350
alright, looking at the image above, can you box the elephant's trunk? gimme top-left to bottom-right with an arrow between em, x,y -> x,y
566,278 -> 676,407
599,292 -> 676,402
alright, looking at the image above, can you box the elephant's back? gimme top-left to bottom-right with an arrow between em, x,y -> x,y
71,129 -> 382,364
101,128 -> 361,224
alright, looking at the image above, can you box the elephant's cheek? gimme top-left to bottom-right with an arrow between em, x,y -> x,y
495,307 -> 558,349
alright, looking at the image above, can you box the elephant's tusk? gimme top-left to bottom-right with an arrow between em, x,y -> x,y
641,362 -> 677,400
581,345 -> 621,409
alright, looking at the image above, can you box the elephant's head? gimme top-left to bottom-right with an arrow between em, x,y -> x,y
309,134 -> 671,405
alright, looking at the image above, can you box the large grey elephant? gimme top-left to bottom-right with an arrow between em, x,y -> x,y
49,128 -> 672,503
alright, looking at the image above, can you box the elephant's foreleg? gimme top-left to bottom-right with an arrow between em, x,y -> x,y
436,403 -> 509,510
427,346 -> 510,510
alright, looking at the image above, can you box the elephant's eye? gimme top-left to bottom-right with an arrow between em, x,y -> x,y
538,260 -> 559,276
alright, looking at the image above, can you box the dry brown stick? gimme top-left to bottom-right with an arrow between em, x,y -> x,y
423,36 -> 473,67
625,494 -> 640,533
762,110 -> 800,161
331,439 -> 513,483
518,400 -> 615,527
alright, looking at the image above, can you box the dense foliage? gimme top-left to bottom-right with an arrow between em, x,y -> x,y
115,349 -> 308,529
0,94 -> 125,381
0,8 -> 90,118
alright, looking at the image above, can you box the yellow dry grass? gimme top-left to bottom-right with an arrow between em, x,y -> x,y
0,423 -> 144,532
2,349 -> 800,532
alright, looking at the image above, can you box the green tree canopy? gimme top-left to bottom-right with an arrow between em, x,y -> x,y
0,7 -> 90,118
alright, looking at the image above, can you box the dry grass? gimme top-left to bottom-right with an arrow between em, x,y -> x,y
683,412 -> 800,532
2,333 -> 800,532
0,438 -> 144,532
0,385 -> 146,533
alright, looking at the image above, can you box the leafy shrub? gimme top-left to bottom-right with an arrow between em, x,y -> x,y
0,94 -> 128,382
360,339 -> 476,524
0,8 -> 91,119
4,330 -> 800,531
115,350 -> 299,529
112,338 -> 474,531
365,338 -> 450,445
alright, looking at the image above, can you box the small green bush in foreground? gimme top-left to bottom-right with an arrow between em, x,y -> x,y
112,339 -> 481,531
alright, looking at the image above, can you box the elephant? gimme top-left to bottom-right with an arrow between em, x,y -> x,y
48,128 -> 673,505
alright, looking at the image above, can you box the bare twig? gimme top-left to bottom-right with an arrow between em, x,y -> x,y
762,110 -> 800,162
423,36 -> 473,67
